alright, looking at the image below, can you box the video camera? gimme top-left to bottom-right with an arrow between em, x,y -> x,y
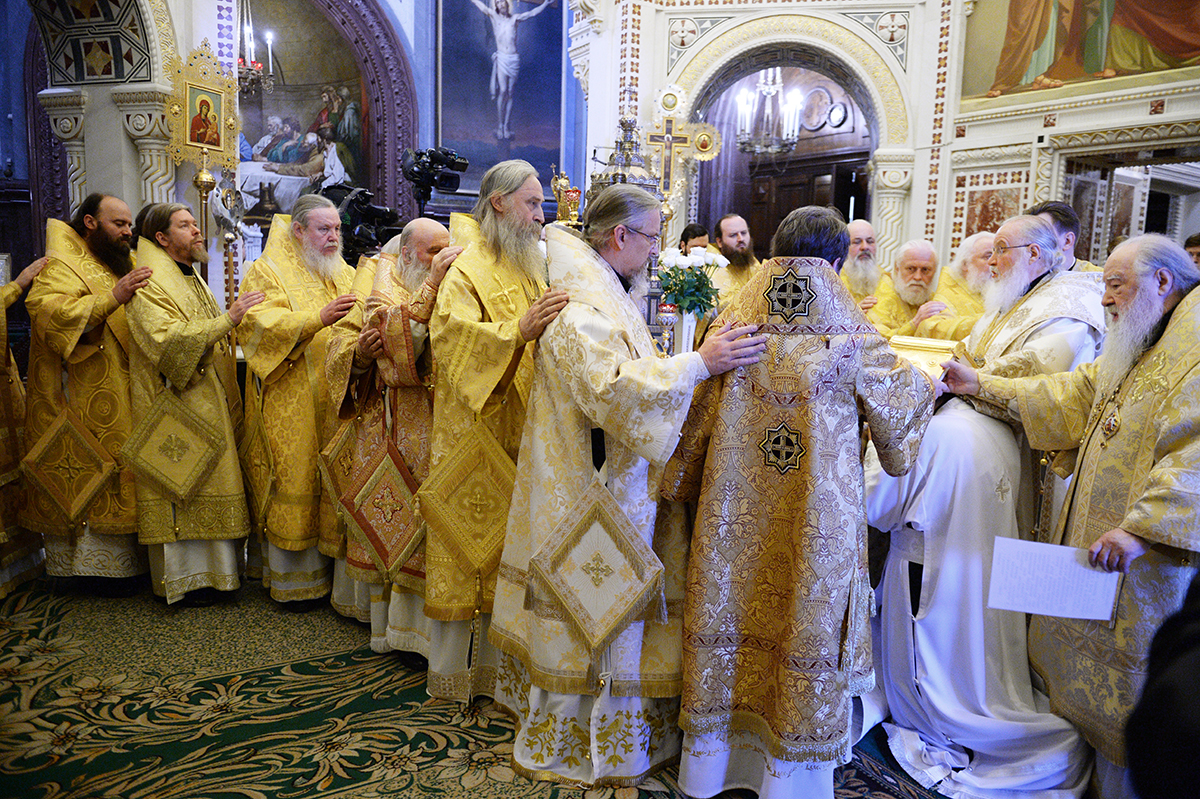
401,147 -> 469,215
320,184 -> 401,265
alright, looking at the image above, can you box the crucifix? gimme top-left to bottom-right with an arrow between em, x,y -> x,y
646,117 -> 692,195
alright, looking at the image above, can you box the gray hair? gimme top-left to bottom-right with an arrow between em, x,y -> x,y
472,159 -> 538,224
770,206 -> 848,266
266,115 -> 282,128
1003,215 -> 1063,272
1124,233 -> 1200,296
952,231 -> 993,276
140,202 -> 191,243
897,239 -> 938,268
291,194 -> 337,228
583,184 -> 661,251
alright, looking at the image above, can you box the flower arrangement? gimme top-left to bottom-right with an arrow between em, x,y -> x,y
657,247 -> 727,316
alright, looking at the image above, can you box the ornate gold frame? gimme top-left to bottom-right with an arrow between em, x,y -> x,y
165,40 -> 238,173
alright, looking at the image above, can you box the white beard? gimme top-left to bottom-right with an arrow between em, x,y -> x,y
628,264 -> 649,307
963,266 -> 989,296
982,268 -> 1029,315
843,253 -> 883,296
395,253 -> 428,294
301,237 -> 345,281
896,277 -> 934,306
1094,284 -> 1164,399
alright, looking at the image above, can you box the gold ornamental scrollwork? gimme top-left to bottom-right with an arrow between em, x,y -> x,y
165,40 -> 239,173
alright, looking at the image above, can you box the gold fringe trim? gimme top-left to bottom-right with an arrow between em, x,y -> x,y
679,705 -> 851,765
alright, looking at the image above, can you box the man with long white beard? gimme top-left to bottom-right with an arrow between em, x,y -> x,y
423,159 -> 568,702
707,213 -> 759,303
126,203 -> 263,605
326,218 -> 460,656
238,194 -> 358,608
24,193 -> 153,594
490,183 -> 766,787
943,234 -> 1200,799
862,214 -> 1104,798
916,231 -> 994,340
841,218 -> 884,312
868,240 -> 947,338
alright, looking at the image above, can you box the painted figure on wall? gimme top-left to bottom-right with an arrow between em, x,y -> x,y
978,0 -> 1199,97
469,0 -> 551,140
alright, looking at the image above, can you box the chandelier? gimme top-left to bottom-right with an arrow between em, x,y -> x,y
238,2 -> 275,98
735,67 -> 801,156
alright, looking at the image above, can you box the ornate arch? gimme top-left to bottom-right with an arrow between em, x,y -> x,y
673,13 -> 911,150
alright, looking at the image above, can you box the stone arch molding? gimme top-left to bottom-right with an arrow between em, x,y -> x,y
668,12 -> 916,264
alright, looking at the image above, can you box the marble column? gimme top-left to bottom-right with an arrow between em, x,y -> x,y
871,149 -> 915,269
112,86 -> 176,208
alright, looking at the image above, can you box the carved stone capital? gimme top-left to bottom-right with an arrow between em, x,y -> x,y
38,88 -> 88,144
872,150 -> 915,193
113,86 -> 173,142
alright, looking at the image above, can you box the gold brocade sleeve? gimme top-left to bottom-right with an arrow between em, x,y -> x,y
25,260 -> 121,363
325,260 -> 377,416
238,261 -> 324,382
857,333 -> 935,476
127,279 -> 233,389
369,282 -> 435,389
660,376 -> 721,503
1122,361 -> 1200,550
867,280 -> 919,339
979,363 -> 1097,453
916,312 -> 979,341
430,265 -> 525,415
0,281 -> 21,310
544,304 -> 709,467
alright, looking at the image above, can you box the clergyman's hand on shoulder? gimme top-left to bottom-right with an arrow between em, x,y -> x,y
320,294 -> 358,326
697,322 -> 767,376
15,256 -> 48,291
428,246 -> 463,289
518,288 -> 569,342
113,266 -> 153,304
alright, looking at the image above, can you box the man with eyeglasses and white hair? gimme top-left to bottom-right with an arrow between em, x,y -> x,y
862,214 -> 1106,798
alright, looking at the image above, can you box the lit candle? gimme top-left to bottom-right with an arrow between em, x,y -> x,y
265,31 -> 274,75
848,196 -> 856,221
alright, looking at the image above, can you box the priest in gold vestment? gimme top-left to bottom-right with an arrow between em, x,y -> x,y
864,215 -> 1103,798
0,256 -> 47,597
425,160 -> 568,701
491,185 -> 766,787
867,240 -> 947,338
915,231 -> 993,341
662,206 -> 934,799
23,194 -> 152,591
840,219 -> 883,312
238,194 -> 357,605
127,204 -> 262,604
706,213 -> 759,304
945,234 -> 1200,799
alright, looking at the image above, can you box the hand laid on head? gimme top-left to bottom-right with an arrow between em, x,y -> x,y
1089,528 -> 1148,573
228,290 -> 266,325
914,300 -> 948,324
519,288 -> 569,342
429,246 -> 464,289
939,359 -> 979,396
320,294 -> 358,326
15,256 -> 49,291
113,266 -> 153,304
698,322 -> 767,376
858,296 -> 878,313
356,325 -> 384,361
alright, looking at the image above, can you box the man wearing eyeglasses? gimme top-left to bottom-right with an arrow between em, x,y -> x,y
862,214 -> 1105,796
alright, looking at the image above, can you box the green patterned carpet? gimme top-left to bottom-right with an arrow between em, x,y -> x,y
0,579 -> 942,799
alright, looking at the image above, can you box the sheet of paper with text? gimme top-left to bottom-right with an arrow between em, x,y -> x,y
987,537 -> 1122,622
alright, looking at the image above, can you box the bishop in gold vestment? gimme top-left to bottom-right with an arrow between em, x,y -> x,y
868,240 -> 944,338
425,160 -> 567,702
24,196 -> 151,584
0,257 -> 47,597
957,235 -> 1200,797
238,198 -> 355,603
492,187 -> 765,787
126,206 -> 253,603
915,232 -> 993,341
664,207 -> 933,799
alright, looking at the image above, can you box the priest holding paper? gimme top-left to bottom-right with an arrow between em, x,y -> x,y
943,233 -> 1200,799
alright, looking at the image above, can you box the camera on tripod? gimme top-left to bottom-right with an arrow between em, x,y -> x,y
319,184 -> 401,265
401,147 -> 469,215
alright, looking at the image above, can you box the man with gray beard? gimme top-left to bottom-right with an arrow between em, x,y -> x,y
917,231 -> 994,341
868,240 -> 947,338
943,234 -> 1200,799
238,194 -> 358,609
423,159 -> 568,702
841,218 -> 884,312
862,215 -> 1105,798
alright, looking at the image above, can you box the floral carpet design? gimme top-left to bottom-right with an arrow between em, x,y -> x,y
0,582 -> 943,798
